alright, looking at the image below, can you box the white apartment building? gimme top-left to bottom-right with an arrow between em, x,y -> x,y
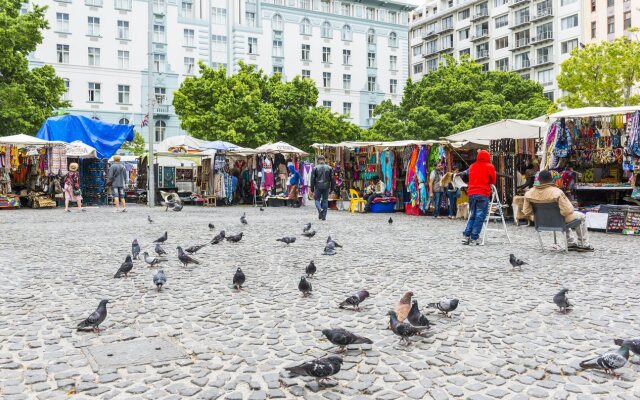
583,0 -> 638,44
27,0 -> 413,142
409,0 -> 584,102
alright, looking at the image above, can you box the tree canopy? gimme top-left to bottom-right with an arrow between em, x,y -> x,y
0,0 -> 69,135
365,57 -> 552,141
173,62 -> 361,150
120,130 -> 146,156
558,34 -> 640,107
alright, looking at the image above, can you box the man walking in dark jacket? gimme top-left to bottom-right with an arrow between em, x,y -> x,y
310,155 -> 333,220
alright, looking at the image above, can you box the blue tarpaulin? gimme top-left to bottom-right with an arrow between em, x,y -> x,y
36,115 -> 134,159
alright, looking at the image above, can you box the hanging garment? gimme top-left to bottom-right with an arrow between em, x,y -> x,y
406,146 -> 419,207
261,157 -> 275,191
417,146 -> 429,212
381,150 -> 394,193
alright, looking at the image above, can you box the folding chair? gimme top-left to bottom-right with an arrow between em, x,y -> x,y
531,202 -> 582,252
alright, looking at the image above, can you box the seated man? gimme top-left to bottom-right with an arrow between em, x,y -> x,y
522,169 -> 594,252
364,176 -> 386,212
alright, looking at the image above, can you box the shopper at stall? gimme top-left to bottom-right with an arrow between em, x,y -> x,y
287,163 -> 301,205
364,176 -> 386,212
108,155 -> 128,212
310,155 -> 333,220
429,163 -> 445,218
522,170 -> 594,252
64,162 -> 84,212
442,167 -> 460,219
458,150 -> 496,245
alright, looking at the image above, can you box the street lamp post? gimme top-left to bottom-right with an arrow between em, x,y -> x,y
147,0 -> 155,207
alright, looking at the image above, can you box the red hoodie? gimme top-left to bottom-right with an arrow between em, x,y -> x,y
466,150 -> 496,197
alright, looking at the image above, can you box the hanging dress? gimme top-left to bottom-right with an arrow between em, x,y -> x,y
417,146 -> 429,212
406,146 -> 419,207
261,158 -> 275,192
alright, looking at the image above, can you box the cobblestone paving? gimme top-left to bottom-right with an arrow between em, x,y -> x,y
1,204 -> 640,399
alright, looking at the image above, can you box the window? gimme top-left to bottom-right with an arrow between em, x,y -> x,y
536,22 -> 553,39
514,8 -> 529,24
367,29 -> 375,45
367,76 -> 376,91
62,79 -> 70,101
322,47 -> 331,63
388,11 -> 397,24
343,74 -> 351,89
115,0 -> 131,9
155,87 -> 166,104
153,53 -> 165,72
413,44 -> 423,56
561,0 -> 576,5
300,0 -> 311,9
343,49 -> 351,65
184,57 -> 195,74
607,0 -> 614,6
153,24 -> 165,42
87,16 -> 100,36
459,8 -> 470,20
273,39 -> 283,57
495,14 -> 508,28
88,82 -> 101,102
537,45 -> 552,63
389,32 -> 398,47
118,50 -> 129,69
561,39 -> 578,54
561,14 -> 579,30
459,48 -> 471,57
537,69 -> 553,85
321,0 -> 330,12
389,79 -> 397,94
301,44 -> 310,61
459,28 -> 470,40
117,84 -> 130,103
495,57 -> 509,71
85,0 -> 103,6
515,52 -> 530,69
343,102 -> 351,115
119,118 -> 129,125
88,47 -> 100,66
427,58 -> 438,72
212,7 -> 227,24
494,0 -> 508,5
321,21 -> 332,38
300,18 -> 311,35
245,11 -> 256,27
154,120 -> 166,142
246,37 -> 257,54
116,20 -> 129,40
413,63 -> 424,74
56,13 -> 69,32
389,55 -> 397,70
442,34 -> 453,49
341,3 -> 351,16
273,66 -> 283,74
591,0 -> 596,11
301,69 -> 310,79
543,91 -> 554,101
342,25 -> 352,41
180,1 -> 193,17
426,39 -> 437,54
56,44 -> 69,64
367,52 -> 376,68
322,100 -> 332,109
495,36 -> 509,49
591,21 -> 596,38
608,16 -> 615,34
322,72 -> 331,87
212,35 -> 227,52
272,14 -> 283,30
368,104 -> 376,118
624,12 -> 631,29
442,15 -> 453,30
179,29 -> 194,47
366,7 -> 376,20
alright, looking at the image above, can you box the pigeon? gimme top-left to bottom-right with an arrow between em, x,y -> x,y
226,232 -> 243,243
553,288 -> 572,313
580,345 -> 629,376
172,203 -> 183,212
155,243 -> 167,256
153,231 -> 168,243
509,253 -> 527,270
303,223 -> 312,233
148,215 -> 154,223
211,230 -> 226,245
276,236 -> 296,245
305,260 -> 316,278
131,239 -> 141,260
208,223 -> 215,231
285,356 -> 343,386
394,291 -> 414,321
153,269 -> 166,291
388,311 -> 428,345
388,217 -> 393,224
185,244 -> 206,254
323,241 -> 336,256
407,300 -> 433,329
240,213 -> 247,225
114,255 -> 133,278
177,246 -> 200,267
339,290 -> 370,311
298,276 -> 312,297
322,328 -> 373,353
326,236 -> 342,248
233,267 -> 245,290
427,298 -> 459,318
77,300 -> 109,333
260,207 -> 264,211
143,252 -> 166,267
614,339 -> 640,364
302,230 -> 316,239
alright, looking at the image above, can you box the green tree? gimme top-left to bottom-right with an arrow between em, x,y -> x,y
558,35 -> 640,107
120,130 -> 146,156
369,57 -> 551,140
0,0 -> 69,135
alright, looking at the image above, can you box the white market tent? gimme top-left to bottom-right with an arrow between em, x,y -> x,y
255,141 -> 308,156
0,134 -> 60,146
444,119 -> 548,142
548,105 -> 640,119
64,140 -> 97,158
155,135 -> 214,153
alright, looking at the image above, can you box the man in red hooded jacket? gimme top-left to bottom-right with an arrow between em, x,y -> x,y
458,150 -> 496,245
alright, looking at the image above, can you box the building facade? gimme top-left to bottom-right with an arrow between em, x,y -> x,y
408,0 -> 584,102
582,0 -> 638,44
27,0 -> 413,142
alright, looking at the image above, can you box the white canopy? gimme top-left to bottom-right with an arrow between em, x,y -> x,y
548,106 -> 640,119
255,141 -> 309,156
65,140 -> 97,158
155,135 -> 213,153
444,119 -> 548,142
0,134 -> 58,145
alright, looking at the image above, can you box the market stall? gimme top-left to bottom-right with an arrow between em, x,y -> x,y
254,142 -> 310,207
63,140 -> 108,206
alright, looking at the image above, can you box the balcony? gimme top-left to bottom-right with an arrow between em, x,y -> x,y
422,30 -> 438,40
531,31 -> 553,45
475,50 -> 489,60
438,23 -> 454,34
513,59 -> 531,71
470,29 -> 489,41
510,16 -> 530,29
510,37 -> 530,50
508,0 -> 530,7
153,5 -> 166,15
155,104 -> 171,116
470,10 -> 489,22
533,55 -> 554,67
438,44 -> 454,53
423,48 -> 439,57
531,8 -> 553,21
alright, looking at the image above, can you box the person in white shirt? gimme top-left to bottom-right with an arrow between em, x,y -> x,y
364,176 -> 385,212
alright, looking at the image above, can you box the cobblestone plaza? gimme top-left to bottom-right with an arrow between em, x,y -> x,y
1,205 -> 639,399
